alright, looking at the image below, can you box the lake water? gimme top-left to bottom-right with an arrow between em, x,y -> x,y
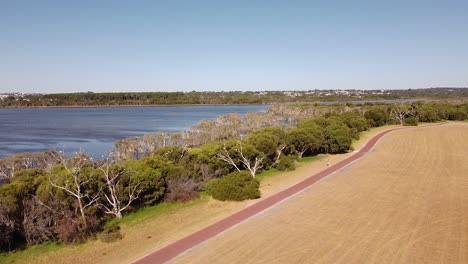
0,105 -> 269,158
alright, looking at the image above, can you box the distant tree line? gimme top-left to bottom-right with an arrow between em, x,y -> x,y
0,101 -> 467,253
0,88 -> 467,108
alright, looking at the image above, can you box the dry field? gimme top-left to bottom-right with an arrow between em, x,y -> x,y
174,123 -> 468,264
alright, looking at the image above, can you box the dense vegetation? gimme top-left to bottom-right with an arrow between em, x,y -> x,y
1,88 -> 467,107
0,101 -> 467,253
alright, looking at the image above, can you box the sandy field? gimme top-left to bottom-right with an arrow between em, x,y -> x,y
174,123 -> 468,264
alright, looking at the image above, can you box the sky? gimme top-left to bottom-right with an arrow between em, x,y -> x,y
1,0 -> 467,93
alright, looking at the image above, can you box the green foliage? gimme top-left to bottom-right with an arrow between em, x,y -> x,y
291,120 -> 325,157
246,127 -> 290,166
186,144 -> 231,178
153,146 -> 186,163
214,140 -> 265,174
273,155 -> 296,171
403,117 -> 418,126
364,107 -> 390,127
340,111 -> 368,138
324,122 -> 353,154
126,157 -> 166,206
415,103 -> 440,122
447,107 -> 468,120
206,171 -> 260,201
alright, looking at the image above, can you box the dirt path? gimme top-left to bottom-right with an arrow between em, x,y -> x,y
172,123 -> 468,264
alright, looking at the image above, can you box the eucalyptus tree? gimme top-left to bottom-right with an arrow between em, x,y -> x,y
48,151 -> 99,229
216,140 -> 264,177
97,157 -> 142,219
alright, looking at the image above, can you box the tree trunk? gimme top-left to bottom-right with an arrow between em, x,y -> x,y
77,198 -> 87,229
298,151 -> 305,159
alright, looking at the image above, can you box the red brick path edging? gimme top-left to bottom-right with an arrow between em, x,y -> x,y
134,128 -> 397,264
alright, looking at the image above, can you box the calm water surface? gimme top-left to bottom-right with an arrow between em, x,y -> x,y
0,105 -> 269,158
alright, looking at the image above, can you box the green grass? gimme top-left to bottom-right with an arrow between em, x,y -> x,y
256,155 -> 324,182
298,155 -> 323,165
256,168 -> 281,181
109,193 -> 210,227
0,194 -> 211,264
0,242 -> 65,264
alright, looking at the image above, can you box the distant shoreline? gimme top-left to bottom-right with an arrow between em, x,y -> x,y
0,103 -> 270,109
0,98 -> 466,109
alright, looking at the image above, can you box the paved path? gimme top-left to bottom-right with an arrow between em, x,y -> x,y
134,128 -> 397,264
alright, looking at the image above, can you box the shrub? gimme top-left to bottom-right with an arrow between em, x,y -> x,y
55,213 -> 99,243
416,104 -> 440,122
364,108 -> 390,127
324,122 -> 353,154
447,108 -> 468,120
273,155 -> 296,171
404,117 -> 418,126
206,171 -> 260,201
340,111 -> 368,132
164,176 -> 200,203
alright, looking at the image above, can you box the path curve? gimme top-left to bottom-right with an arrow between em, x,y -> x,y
134,128 -> 399,264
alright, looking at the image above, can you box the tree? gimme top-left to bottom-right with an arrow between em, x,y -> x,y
22,198 -> 56,245
324,122 -> 353,154
215,113 -> 242,140
243,112 -> 276,133
142,133 -> 158,154
156,132 -> 169,148
0,202 -> 16,252
111,137 -> 145,160
217,141 -> 264,177
125,157 -> 166,206
0,168 -> 57,250
170,133 -> 185,147
389,104 -> 416,125
340,111 -> 368,132
48,151 -> 99,229
415,103 -> 440,122
364,107 -> 390,127
186,119 -> 217,147
246,127 -> 290,165
289,125 -> 324,158
98,157 -> 142,218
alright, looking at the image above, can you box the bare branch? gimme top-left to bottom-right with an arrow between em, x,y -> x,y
216,144 -> 242,172
98,157 -> 142,218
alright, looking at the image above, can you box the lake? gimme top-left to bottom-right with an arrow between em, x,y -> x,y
0,105 -> 269,158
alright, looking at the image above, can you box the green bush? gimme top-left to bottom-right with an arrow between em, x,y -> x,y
324,122 -> 353,153
273,155 -> 296,171
206,171 -> 260,201
403,117 -> 418,126
364,107 -> 390,127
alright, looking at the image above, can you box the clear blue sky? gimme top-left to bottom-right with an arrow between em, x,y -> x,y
1,0 -> 467,93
